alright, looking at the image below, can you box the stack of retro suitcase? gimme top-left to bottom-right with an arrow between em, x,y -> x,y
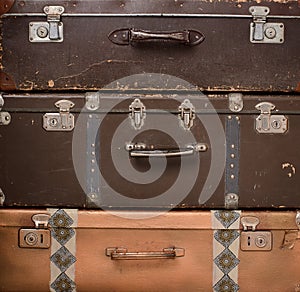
1,0 -> 300,291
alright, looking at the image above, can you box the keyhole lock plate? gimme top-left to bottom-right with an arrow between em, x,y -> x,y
43,99 -> 75,131
19,229 -> 50,248
255,102 -> 287,134
29,6 -> 64,43
240,231 -> 272,251
19,214 -> 51,249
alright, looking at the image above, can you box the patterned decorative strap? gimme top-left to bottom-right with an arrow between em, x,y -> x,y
212,210 -> 241,292
48,209 -> 78,292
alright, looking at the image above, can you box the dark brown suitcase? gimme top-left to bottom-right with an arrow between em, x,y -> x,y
1,74 -> 300,209
0,0 -> 300,92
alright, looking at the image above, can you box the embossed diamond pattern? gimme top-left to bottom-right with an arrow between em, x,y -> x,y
214,230 -> 239,248
213,211 -> 240,292
50,272 -> 76,292
49,209 -> 77,292
51,227 -> 75,246
214,248 -> 240,275
49,209 -> 74,228
213,275 -> 239,292
215,211 -> 240,229
50,246 -> 76,273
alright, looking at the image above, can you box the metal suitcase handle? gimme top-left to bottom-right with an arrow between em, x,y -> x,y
106,247 -> 185,260
125,142 -> 207,158
108,29 -> 205,46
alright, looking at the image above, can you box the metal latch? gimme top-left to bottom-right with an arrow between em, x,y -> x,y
29,5 -> 64,42
129,98 -> 146,130
0,94 -> 11,126
19,214 -> 51,248
240,216 -> 272,251
249,6 -> 284,44
178,99 -> 195,130
255,102 -> 287,134
43,99 -> 75,131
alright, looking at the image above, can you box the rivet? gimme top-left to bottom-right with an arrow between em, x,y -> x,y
228,116 -> 232,120
231,153 -> 235,158
230,164 -> 234,168
231,144 -> 235,149
231,174 -> 235,179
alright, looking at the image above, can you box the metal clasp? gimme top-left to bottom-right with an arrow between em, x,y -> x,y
249,6 -> 284,44
43,99 -> 75,131
255,102 -> 287,134
0,94 -> 11,126
240,216 -> 272,251
19,214 -> 51,248
178,99 -> 195,130
129,98 -> 146,130
29,5 -> 64,42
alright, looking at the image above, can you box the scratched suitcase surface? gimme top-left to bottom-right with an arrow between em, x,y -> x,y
1,209 -> 300,291
1,81 -> 300,209
0,0 -> 300,92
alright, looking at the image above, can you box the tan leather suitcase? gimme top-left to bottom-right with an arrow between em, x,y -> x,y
1,208 -> 300,291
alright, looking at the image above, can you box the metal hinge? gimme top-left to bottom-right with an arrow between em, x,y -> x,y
29,5 -> 64,42
249,6 -> 284,44
178,99 -> 195,130
0,94 -> 11,126
43,99 -> 75,131
0,188 -> 5,206
229,93 -> 243,113
129,98 -> 146,130
225,193 -> 239,209
255,102 -> 287,134
240,216 -> 272,251
19,214 -> 51,248
85,92 -> 100,111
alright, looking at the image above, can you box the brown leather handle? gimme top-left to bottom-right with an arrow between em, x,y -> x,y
108,29 -> 205,46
